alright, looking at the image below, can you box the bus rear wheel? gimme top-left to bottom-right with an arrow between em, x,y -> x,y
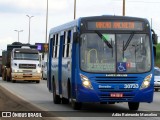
53,81 -> 61,104
128,102 -> 139,110
62,97 -> 69,104
62,80 -> 70,104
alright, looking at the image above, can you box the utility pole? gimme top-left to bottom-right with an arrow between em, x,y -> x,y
26,15 -> 34,44
45,0 -> 48,43
123,0 -> 125,16
14,30 -> 23,42
151,18 -> 152,29
74,0 -> 76,19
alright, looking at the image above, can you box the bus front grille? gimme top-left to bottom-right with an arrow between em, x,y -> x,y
98,88 -> 135,92
95,78 -> 138,84
100,94 -> 135,101
94,76 -> 139,92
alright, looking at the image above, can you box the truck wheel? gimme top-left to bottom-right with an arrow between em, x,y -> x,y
12,80 -> 16,83
128,102 -> 139,111
2,76 -> 6,81
2,72 -> 6,81
53,81 -> 61,104
155,88 -> 159,92
6,75 -> 10,82
36,81 -> 40,83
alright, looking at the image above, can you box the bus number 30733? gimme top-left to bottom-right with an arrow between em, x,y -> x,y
124,84 -> 139,89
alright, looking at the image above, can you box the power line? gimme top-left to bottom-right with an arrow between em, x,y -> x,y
128,1 -> 160,3
114,0 -> 160,3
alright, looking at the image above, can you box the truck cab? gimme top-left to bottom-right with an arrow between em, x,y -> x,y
9,47 -> 42,83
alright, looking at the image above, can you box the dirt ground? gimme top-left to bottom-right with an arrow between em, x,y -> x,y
0,86 -> 60,120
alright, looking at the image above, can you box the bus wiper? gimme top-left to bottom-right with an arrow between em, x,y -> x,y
123,33 -> 134,51
95,31 -> 113,48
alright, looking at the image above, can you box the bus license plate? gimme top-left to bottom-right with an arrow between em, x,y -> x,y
110,93 -> 123,98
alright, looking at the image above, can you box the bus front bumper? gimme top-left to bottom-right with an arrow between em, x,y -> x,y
76,86 -> 153,103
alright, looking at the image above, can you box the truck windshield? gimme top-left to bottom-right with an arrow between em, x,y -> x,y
80,33 -> 151,73
14,53 -> 39,60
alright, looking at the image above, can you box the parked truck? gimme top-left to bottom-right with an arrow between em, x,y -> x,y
0,56 -> 2,77
2,50 -> 7,80
2,42 -> 42,83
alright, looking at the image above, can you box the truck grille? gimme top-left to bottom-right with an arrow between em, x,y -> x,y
19,64 -> 36,69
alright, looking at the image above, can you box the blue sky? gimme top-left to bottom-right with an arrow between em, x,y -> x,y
0,0 -> 160,55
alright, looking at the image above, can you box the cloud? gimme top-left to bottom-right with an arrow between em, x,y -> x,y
0,37 -> 14,51
0,0 -> 68,14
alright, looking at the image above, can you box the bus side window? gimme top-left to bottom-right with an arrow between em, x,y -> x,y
55,34 -> 59,58
52,35 -> 55,58
62,32 -> 66,58
66,30 -> 71,58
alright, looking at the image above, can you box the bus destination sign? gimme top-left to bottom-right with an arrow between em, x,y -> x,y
87,21 -> 143,31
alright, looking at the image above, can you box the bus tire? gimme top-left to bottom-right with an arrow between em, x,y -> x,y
62,97 -> 69,104
53,80 -> 61,104
128,102 -> 139,111
71,100 -> 82,110
62,80 -> 70,104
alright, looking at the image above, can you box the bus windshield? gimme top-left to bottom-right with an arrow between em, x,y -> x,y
14,53 -> 39,60
80,33 -> 151,73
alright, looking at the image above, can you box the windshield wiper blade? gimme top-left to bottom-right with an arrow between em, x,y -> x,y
95,31 -> 113,48
123,33 -> 134,51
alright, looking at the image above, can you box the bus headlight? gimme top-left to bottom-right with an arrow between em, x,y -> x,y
80,74 -> 93,89
140,74 -> 152,90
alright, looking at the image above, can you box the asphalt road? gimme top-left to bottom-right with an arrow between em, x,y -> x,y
0,78 -> 160,120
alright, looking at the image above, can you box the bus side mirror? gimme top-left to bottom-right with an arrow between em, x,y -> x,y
153,45 -> 156,60
152,34 -> 158,45
151,29 -> 158,45
73,32 -> 79,43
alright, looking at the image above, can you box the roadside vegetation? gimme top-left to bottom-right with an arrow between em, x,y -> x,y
155,43 -> 160,67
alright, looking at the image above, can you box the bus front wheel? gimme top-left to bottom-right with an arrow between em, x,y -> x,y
53,81 -> 61,104
128,102 -> 139,110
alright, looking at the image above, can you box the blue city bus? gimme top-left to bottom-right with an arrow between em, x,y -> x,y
47,16 -> 157,110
